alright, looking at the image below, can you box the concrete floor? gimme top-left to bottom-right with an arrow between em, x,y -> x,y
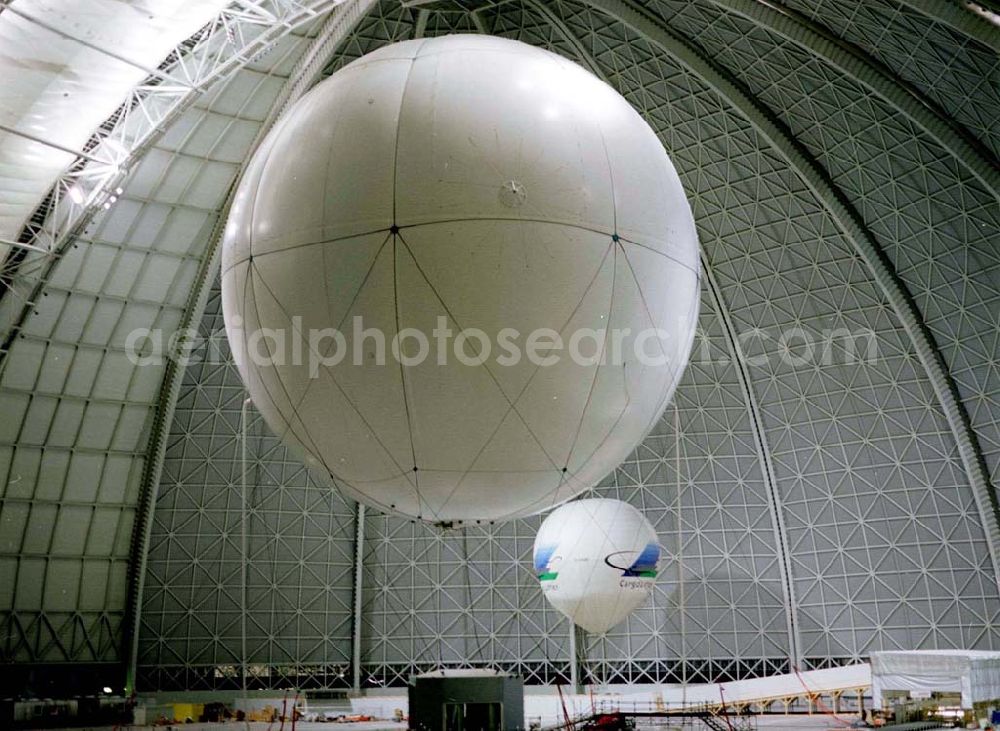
40,716 -> 864,731
634,715 -> 863,730
35,724 -> 409,731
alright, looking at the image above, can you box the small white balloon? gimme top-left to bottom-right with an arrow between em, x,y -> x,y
533,498 -> 661,633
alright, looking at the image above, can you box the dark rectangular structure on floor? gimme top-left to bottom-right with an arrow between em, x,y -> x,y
408,670 -> 524,731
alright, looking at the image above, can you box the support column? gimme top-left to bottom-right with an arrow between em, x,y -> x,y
569,624 -> 587,693
351,503 -> 365,694
240,397 -> 251,697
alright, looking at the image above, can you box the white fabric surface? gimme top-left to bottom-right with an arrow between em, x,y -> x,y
871,650 -> 1000,709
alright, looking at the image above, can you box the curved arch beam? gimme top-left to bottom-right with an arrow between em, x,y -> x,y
699,257 -> 803,668
705,0 -> 999,195
584,0 -> 1000,595
898,0 -> 1000,52
123,0 -> 380,692
522,0 -> 604,76
527,0 -> 802,668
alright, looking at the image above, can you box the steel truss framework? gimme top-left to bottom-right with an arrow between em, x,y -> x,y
0,0 -> 997,690
0,0 -> 345,343
0,0 -> 346,671
134,0 -> 999,690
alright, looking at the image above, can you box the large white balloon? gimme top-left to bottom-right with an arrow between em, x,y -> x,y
533,499 -> 661,633
221,34 -> 700,524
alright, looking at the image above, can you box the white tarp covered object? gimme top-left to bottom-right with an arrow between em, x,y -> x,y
871,650 -> 1000,709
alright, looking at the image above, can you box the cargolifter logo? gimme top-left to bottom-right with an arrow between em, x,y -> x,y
534,545 -> 560,582
603,544 -> 660,578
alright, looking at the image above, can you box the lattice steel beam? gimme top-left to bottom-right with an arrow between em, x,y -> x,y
585,0 -> 1000,597
899,0 -> 1000,51
699,257 -> 802,668
523,0 -> 604,75
125,0 -> 380,692
531,0 -> 802,668
705,0 -> 999,196
352,502 -> 366,692
0,0 -> 346,359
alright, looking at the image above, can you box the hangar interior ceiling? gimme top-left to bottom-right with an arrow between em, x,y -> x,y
0,0 -> 998,695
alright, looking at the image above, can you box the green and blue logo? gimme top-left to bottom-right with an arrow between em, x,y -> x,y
534,544 -> 559,581
604,543 -> 660,578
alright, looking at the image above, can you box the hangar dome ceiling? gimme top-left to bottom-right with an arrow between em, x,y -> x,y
0,0 -> 997,693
